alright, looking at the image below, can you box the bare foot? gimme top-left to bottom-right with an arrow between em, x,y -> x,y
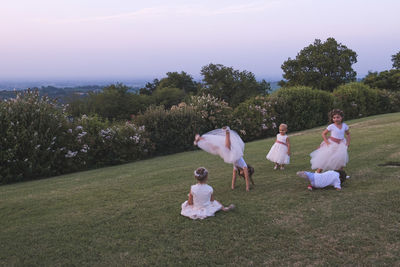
193,134 -> 200,145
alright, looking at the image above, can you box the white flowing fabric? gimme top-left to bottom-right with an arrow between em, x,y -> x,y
181,184 -> 223,220
266,134 -> 290,164
310,140 -> 348,171
196,128 -> 244,164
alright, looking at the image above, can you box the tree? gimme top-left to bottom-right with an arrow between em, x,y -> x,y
139,79 -> 159,95
280,38 -> 357,91
392,51 -> 400,69
363,70 -> 400,91
153,87 -> 186,109
200,63 -> 270,106
158,71 -> 198,94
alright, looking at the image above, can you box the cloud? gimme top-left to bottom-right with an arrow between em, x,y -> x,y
35,1 -> 279,24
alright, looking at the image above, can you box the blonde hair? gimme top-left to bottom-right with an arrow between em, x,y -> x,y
279,123 -> 288,131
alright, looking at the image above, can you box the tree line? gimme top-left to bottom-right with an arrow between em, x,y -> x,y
65,37 -> 399,122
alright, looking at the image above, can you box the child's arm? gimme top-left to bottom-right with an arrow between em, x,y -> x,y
286,137 -> 291,155
345,130 -> 351,147
188,190 -> 193,205
210,194 -> 215,201
322,129 -> 330,145
225,129 -> 231,150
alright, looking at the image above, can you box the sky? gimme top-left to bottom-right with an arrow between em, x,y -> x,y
0,0 -> 399,82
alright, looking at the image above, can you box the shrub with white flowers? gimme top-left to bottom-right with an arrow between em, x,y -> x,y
0,91 -> 154,184
189,94 -> 233,130
232,96 -> 278,141
0,89 -> 71,183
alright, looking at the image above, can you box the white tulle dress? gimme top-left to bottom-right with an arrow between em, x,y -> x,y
310,123 -> 349,171
181,184 -> 223,220
266,134 -> 290,164
196,128 -> 244,164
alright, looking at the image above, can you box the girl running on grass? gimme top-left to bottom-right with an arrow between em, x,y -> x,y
310,109 -> 351,173
266,123 -> 291,170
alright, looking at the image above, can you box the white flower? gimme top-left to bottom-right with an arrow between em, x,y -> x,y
35,144 -> 41,149
77,131 -> 87,139
80,144 -> 90,152
76,126 -> 83,131
130,135 -> 140,143
65,150 -> 78,158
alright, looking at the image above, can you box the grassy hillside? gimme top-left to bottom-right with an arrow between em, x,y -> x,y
1,113 -> 399,266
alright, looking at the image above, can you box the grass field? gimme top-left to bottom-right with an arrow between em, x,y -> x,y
1,113 -> 399,266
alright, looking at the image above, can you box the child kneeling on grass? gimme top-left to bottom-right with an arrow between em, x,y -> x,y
296,170 -> 347,191
181,167 -> 235,220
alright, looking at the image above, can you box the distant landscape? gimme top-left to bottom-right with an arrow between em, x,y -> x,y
0,79 -> 281,102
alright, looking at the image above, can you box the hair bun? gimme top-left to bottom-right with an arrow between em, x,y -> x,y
194,167 -> 208,180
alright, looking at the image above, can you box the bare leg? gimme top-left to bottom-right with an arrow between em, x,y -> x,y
221,204 -> 235,211
225,128 -> 231,150
316,168 -> 322,173
243,167 -> 250,191
231,168 -> 237,190
280,164 -> 285,170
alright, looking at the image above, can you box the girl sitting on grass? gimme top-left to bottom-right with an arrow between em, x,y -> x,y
181,167 -> 235,220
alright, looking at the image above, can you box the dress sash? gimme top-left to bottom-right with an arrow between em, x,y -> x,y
275,140 -> 287,146
329,136 -> 342,144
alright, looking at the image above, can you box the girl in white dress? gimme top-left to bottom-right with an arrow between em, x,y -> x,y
266,123 -> 291,170
194,127 -> 252,191
310,109 -> 351,173
181,167 -> 235,220
296,170 -> 347,191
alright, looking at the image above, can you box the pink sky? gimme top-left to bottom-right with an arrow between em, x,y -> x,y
0,0 -> 399,81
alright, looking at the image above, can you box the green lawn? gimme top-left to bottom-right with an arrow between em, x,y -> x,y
1,113 -> 399,266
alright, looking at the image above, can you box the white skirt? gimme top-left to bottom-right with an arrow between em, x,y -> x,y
266,143 -> 290,164
181,201 -> 223,220
197,129 -> 244,164
310,140 -> 348,171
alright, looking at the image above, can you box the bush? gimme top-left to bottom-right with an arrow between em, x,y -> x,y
232,96 -> 278,142
0,90 -> 70,183
0,90 -> 154,184
270,86 -> 334,131
134,105 -> 207,155
64,115 -> 154,168
189,94 -> 233,130
333,82 -> 381,119
378,90 -> 400,113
